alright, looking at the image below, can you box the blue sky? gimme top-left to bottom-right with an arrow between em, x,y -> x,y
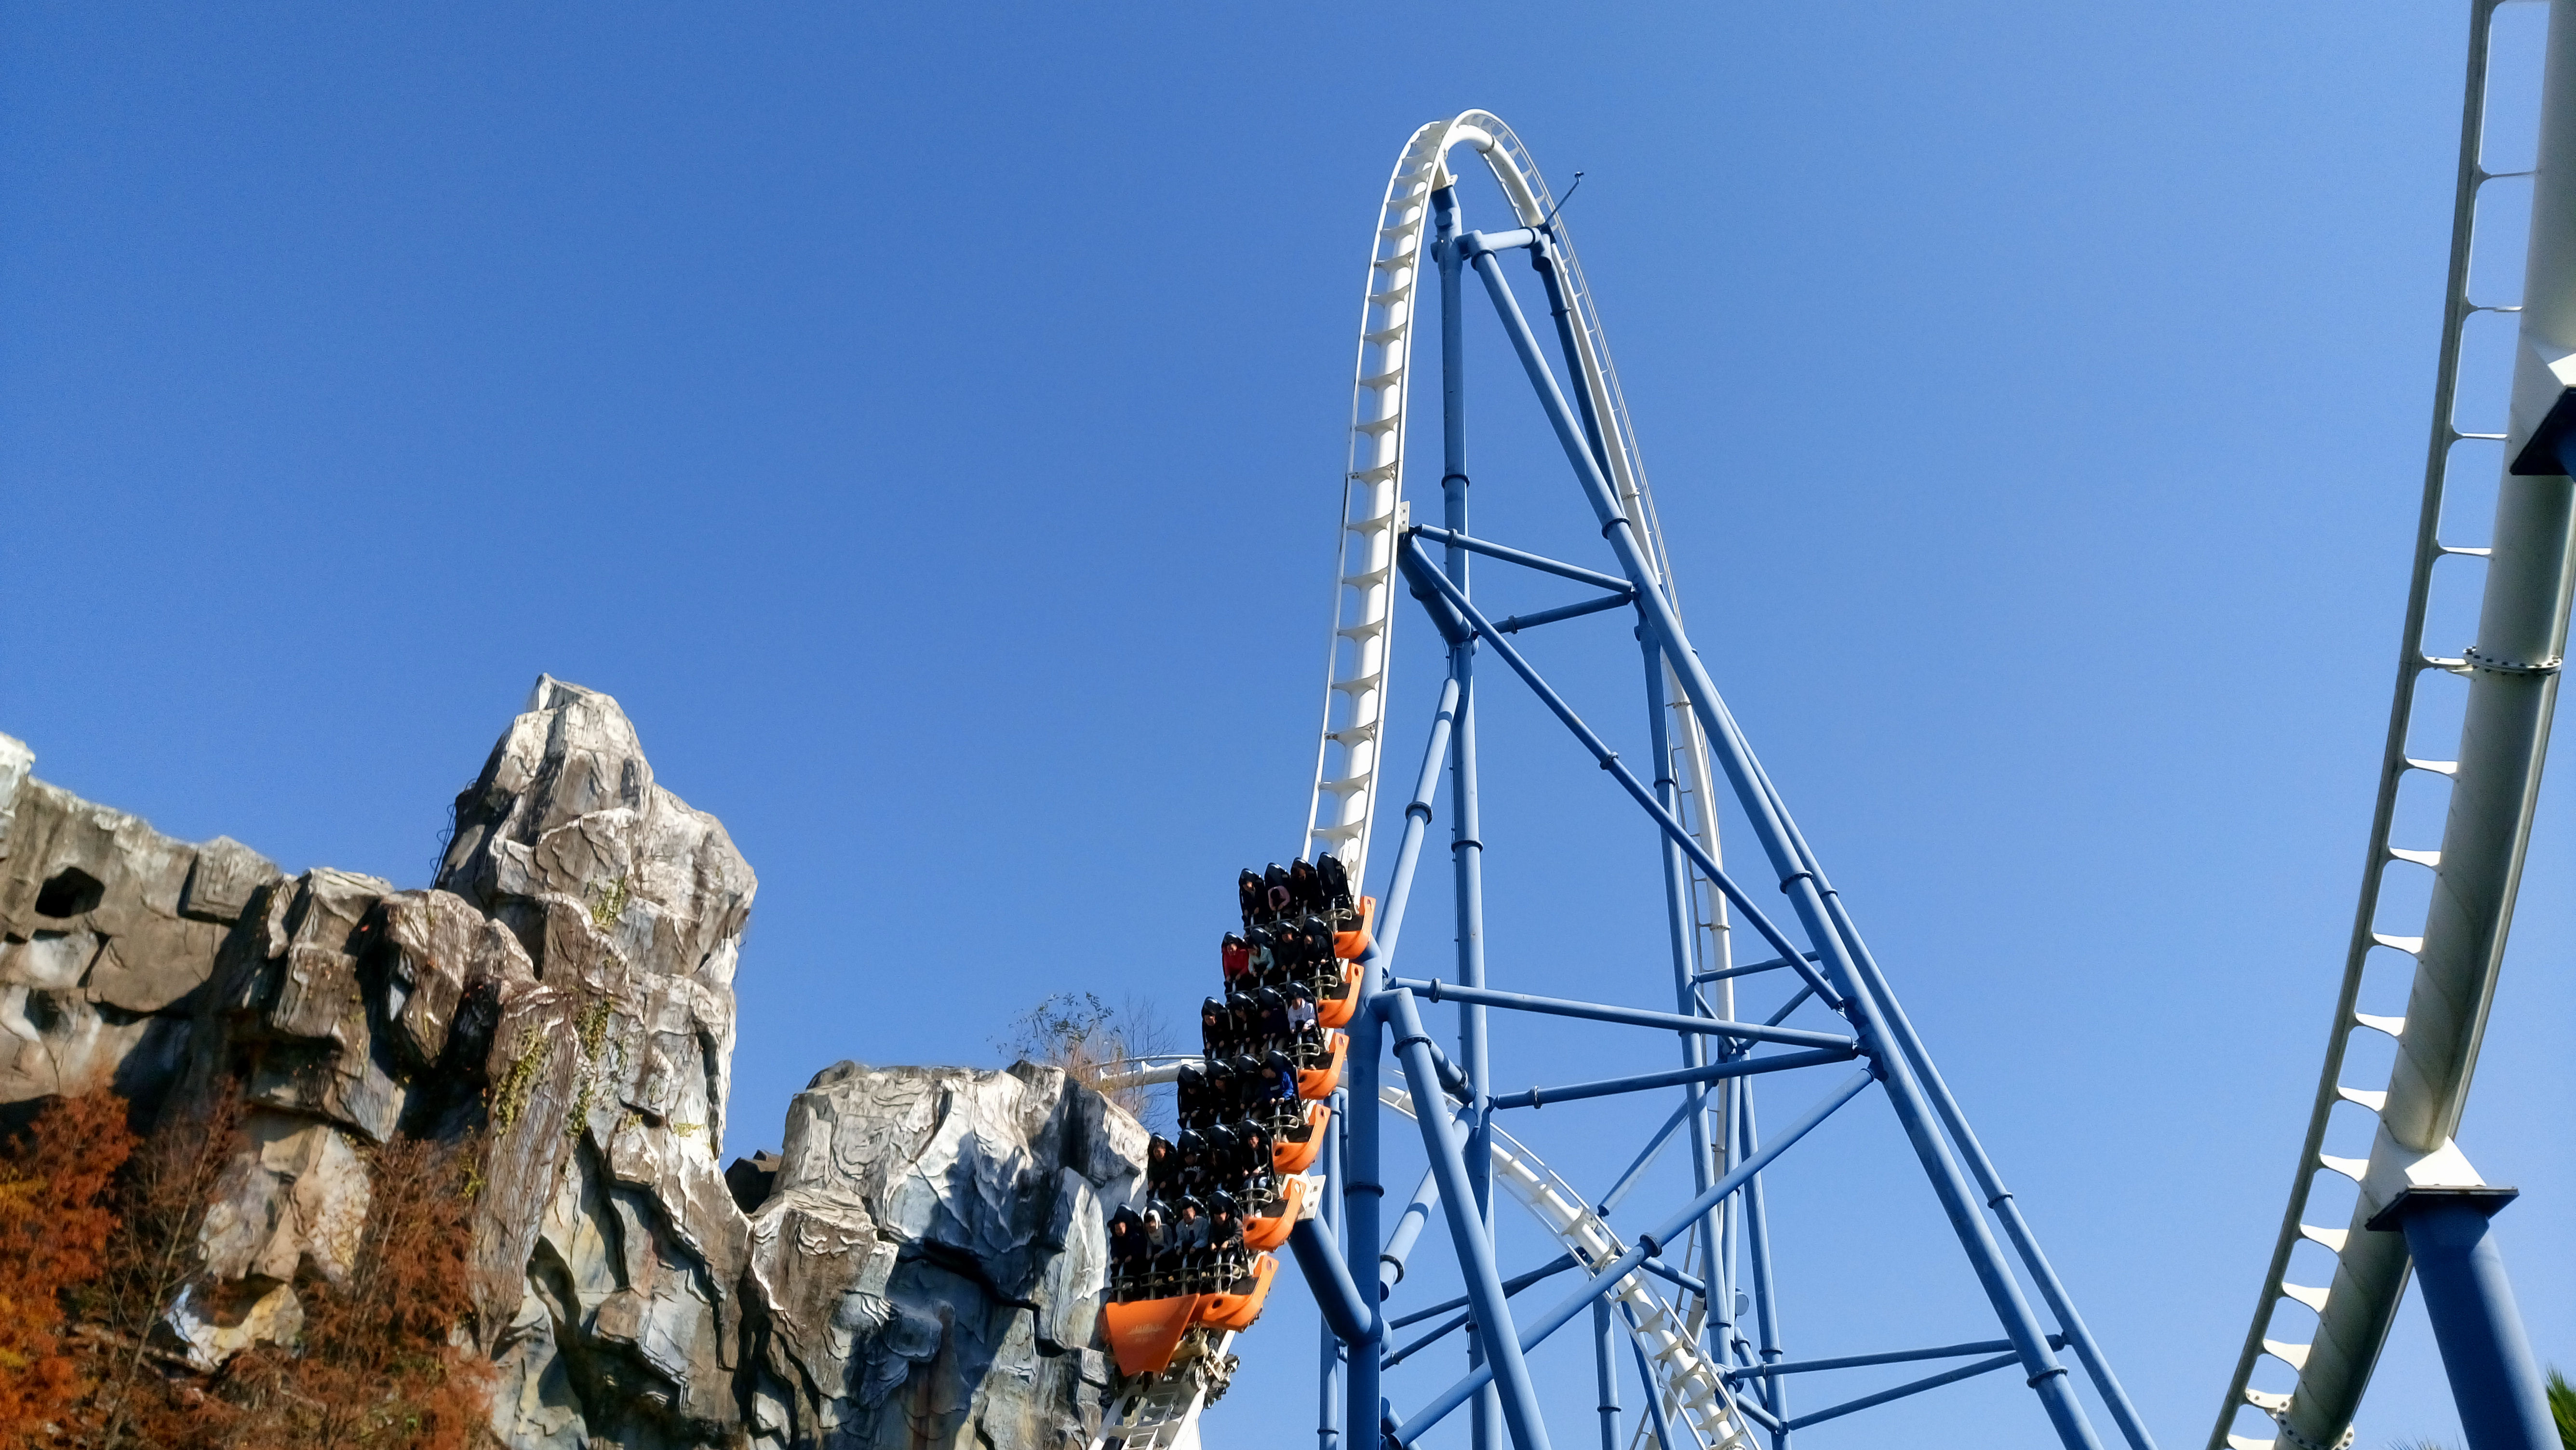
4,4 -> 2568,1448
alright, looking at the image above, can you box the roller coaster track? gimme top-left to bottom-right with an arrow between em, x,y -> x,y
1303,111 -> 1733,991
2213,4 -> 2576,1447
1279,109 -> 1749,1448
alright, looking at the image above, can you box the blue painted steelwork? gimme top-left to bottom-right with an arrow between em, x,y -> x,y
1784,1352 -> 2025,1431
1379,1168 -> 1438,1297
1637,1257 -> 1708,1300
1320,1319 -> 1342,1450
1640,631 -> 1724,1326
1595,1096 -> 1694,1217
1393,543 -> 1849,1017
1492,592 -> 1636,635
1731,1335 -> 2067,1381
1592,1299 -> 1620,1450
1619,1302 -> 1677,1450
1695,952 -> 1817,985
1320,1097 -> 1345,1450
1390,976 -> 1855,1053
1381,1258 -> 1583,1371
1294,1214 -> 1378,1347
1433,190 -> 1503,1450
1406,524 -> 1635,596
1393,1070 -> 1877,1444
1389,1255 -> 1579,1332
1383,987 -> 1553,1450
1738,1076 -> 1788,1445
1381,1311 -> 1475,1373
1490,1047 -> 1860,1111
1291,148 -> 2149,1450
1762,985 -> 1819,1028
2367,1189 -> 2556,1450
1467,230 -> 2104,1446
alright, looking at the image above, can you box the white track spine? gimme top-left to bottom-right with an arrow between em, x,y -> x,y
2212,5 -> 2576,1446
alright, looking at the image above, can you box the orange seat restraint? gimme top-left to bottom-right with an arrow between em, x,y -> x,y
1331,896 -> 1375,961
1192,1253 -> 1278,1333
1297,1031 -> 1349,1101
1241,1176 -> 1306,1252
1273,1101 -> 1330,1174
1316,961 -> 1360,1028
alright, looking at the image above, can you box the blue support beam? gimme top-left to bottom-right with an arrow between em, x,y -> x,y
1696,952 -> 1817,985
1437,188 -> 1503,1450
1382,988 -> 1555,1450
1390,976 -> 1856,1054
1406,523 -> 1635,597
1380,1168 -> 1439,1298
1382,1310 -> 1476,1373
1492,1046 -> 1859,1112
1368,673 -> 1462,976
1784,1351 -> 2024,1431
1740,1082 -> 1788,1446
1619,1302 -> 1677,1450
1345,653 -> 1475,1450
1639,631 -> 1722,1331
1321,1098 -> 1346,1450
1393,1069 -> 1876,1444
1730,1334 -> 2066,1381
2367,1188 -> 2557,1450
1593,1299 -> 1621,1450
1495,591 -> 1637,635
1390,1254 -> 1581,1332
1463,239 -> 2106,1450
1382,1257 -> 1584,1370
1295,1214 -> 1380,1347
1596,1096 -> 1694,1218
1393,538 -> 1847,1018
1637,1256 -> 1707,1300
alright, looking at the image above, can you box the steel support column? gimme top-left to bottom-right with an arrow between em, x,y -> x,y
1471,240 -> 2102,1450
1644,629 -> 1721,1335
1384,987 -> 1554,1450
1349,669 -> 1472,1450
1435,178 -> 1503,1450
1593,1298 -> 1621,1450
2370,1190 -> 2556,1450
1381,1168 -> 1440,1298
1739,1082 -> 1787,1447
1322,1098 -> 1346,1450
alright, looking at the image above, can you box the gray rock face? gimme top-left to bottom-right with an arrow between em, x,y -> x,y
0,681 -> 1140,1450
740,1061 -> 1143,1450
0,730 -> 280,1115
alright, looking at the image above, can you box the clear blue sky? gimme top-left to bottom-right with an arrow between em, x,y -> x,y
4,5 -> 2567,1448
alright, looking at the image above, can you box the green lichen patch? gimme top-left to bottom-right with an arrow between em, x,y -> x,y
590,874 -> 630,932
490,1033 -> 555,1131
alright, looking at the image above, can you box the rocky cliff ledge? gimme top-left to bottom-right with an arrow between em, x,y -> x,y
0,678 -> 1140,1450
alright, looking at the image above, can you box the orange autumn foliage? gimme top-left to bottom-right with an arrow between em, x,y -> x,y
0,1092 -> 137,1447
0,1090 -> 494,1450
188,1131 -> 494,1450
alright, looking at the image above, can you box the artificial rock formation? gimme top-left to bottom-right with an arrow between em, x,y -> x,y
0,678 -> 1141,1450
738,1061 -> 1144,1450
0,732 -> 279,1118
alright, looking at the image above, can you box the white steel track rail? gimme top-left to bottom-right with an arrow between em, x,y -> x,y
2212,5 -> 2576,1447
1304,111 -> 1731,956
1090,111 -> 1741,1450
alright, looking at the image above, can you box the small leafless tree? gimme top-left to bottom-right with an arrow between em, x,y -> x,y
995,992 -> 1176,1131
